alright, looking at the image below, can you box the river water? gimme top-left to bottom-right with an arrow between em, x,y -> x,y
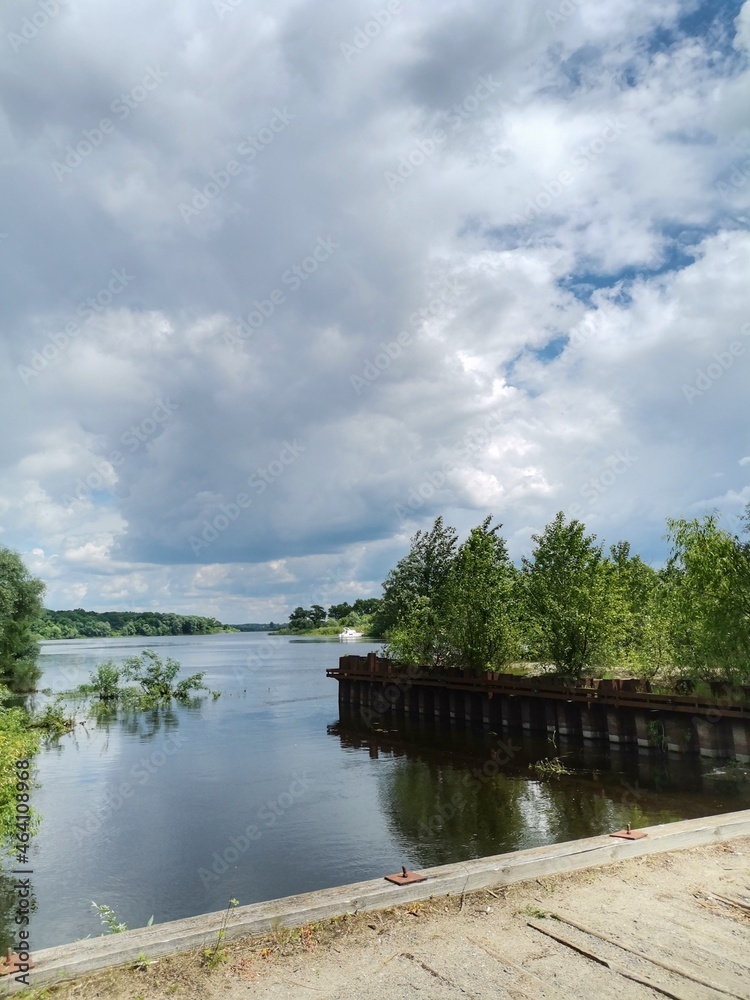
9,633 -> 750,950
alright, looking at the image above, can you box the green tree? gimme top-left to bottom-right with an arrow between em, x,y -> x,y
372,516 -> 458,642
522,512 -> 622,678
385,595 -> 452,668
309,604 -> 327,627
89,662 -> 121,701
665,513 -> 750,684
0,548 -> 46,690
442,517 -> 520,673
352,598 -> 381,616
608,543 -> 676,679
328,602 -> 353,621
287,606 -> 313,632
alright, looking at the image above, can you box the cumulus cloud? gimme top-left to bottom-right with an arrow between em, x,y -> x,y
0,0 -> 749,618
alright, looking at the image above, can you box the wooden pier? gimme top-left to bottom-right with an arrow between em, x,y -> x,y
327,653 -> 750,760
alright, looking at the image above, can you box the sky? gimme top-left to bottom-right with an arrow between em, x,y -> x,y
1,0 -> 749,623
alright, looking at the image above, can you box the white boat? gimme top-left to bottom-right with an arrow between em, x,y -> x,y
338,627 -> 364,640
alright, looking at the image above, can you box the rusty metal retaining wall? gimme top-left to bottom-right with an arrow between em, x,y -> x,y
327,654 -> 750,761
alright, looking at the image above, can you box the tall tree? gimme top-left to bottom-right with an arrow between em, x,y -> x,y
371,516 -> 458,641
665,513 -> 750,684
309,604 -> 327,627
608,543 -> 676,679
442,517 -> 520,673
0,548 -> 45,690
287,606 -> 313,631
328,602 -> 353,621
522,512 -> 621,678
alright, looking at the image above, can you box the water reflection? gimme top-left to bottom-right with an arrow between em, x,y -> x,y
117,703 -> 182,740
330,708 -> 750,868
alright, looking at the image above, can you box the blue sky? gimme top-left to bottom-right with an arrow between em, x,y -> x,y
0,0 -> 749,621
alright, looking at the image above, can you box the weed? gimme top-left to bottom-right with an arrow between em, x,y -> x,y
296,922 -> 319,950
529,756 -> 571,777
522,904 -> 549,918
202,898 -> 239,969
92,901 -> 127,934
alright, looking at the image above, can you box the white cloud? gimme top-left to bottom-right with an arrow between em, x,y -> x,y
0,0 -> 749,617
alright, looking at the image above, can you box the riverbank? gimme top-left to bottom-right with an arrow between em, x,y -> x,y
11,810 -> 750,997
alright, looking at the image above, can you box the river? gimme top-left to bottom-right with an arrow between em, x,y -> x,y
9,633 -> 750,951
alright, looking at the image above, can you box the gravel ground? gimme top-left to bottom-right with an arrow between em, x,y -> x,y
23,836 -> 750,1000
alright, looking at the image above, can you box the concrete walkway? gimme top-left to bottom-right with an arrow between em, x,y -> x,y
6,809 -> 750,997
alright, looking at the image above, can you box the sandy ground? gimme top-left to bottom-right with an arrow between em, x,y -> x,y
25,836 -> 750,1000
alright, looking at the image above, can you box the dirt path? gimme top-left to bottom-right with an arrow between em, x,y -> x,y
27,837 -> 750,1000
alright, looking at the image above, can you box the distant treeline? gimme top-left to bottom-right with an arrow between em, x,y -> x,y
36,609 -> 229,640
228,623 -> 283,632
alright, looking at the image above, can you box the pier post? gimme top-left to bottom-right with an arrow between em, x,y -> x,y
731,719 -> 750,763
692,716 -> 723,758
606,708 -> 636,745
502,695 -> 522,731
664,715 -> 694,754
557,701 -> 580,737
449,690 -> 458,722
544,700 -> 559,737
579,703 -> 607,740
521,697 -> 546,734
634,710 -> 659,750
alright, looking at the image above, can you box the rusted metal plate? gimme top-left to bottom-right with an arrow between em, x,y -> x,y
610,825 -> 647,841
0,948 -> 33,976
385,866 -> 428,886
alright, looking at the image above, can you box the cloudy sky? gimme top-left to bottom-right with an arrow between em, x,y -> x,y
1,0 -> 749,622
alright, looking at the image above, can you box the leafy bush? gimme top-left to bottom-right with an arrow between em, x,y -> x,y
120,650 -> 206,705
90,662 -> 121,701
0,705 -> 40,844
31,700 -> 75,736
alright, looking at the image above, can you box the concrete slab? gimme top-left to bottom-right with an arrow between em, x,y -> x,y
4,808 -> 750,994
